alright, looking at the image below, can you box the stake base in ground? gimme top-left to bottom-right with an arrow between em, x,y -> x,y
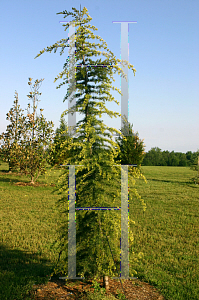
59,277 -> 85,280
112,277 -> 138,280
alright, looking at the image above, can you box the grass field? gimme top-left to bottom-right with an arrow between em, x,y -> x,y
0,161 -> 198,300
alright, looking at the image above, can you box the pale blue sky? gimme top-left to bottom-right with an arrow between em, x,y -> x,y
0,0 -> 199,153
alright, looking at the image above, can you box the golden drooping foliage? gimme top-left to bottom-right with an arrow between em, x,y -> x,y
35,6 -> 147,280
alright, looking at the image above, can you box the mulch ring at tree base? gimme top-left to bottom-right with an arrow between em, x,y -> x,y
25,276 -> 166,300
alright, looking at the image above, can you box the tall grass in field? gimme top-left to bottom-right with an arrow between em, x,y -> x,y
0,160 -> 198,299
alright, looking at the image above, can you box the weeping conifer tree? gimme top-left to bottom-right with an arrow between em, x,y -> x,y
35,6 -> 147,281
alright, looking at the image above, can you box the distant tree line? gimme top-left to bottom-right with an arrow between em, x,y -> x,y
142,147 -> 199,167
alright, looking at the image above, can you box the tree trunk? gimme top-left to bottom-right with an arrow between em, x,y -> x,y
30,175 -> 35,184
103,275 -> 109,292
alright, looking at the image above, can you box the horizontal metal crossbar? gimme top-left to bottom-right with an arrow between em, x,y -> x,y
76,64 -> 114,67
60,164 -> 137,166
112,277 -> 138,279
59,276 -> 85,280
59,21 -> 82,24
60,133 -> 136,137
75,207 -> 121,210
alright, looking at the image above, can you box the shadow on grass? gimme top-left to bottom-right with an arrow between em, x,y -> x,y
0,172 -> 24,184
0,172 -> 35,187
148,178 -> 198,188
0,243 -> 55,300
0,171 -> 53,187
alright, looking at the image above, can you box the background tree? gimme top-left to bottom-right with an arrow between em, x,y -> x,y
142,148 -> 197,167
114,116 -> 146,172
161,150 -> 170,166
186,151 -> 194,166
17,77 -> 55,184
0,146 -> 2,163
189,150 -> 199,184
0,91 -> 27,173
167,151 -> 179,166
142,147 -> 162,166
176,152 -> 187,166
46,116 -> 75,168
35,6 -> 147,281
0,78 -> 55,184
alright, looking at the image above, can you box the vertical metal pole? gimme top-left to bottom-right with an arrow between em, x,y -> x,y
121,22 -> 129,136
68,22 -> 76,137
112,21 -> 137,279
112,21 -> 136,137
121,165 -> 129,277
68,165 -> 76,278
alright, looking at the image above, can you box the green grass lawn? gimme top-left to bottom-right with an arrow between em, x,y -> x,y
130,166 -> 199,300
0,161 -> 198,300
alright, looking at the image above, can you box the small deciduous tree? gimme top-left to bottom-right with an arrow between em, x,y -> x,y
18,77 -> 55,184
35,6 -> 147,281
0,91 -> 27,172
0,78 -> 55,184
